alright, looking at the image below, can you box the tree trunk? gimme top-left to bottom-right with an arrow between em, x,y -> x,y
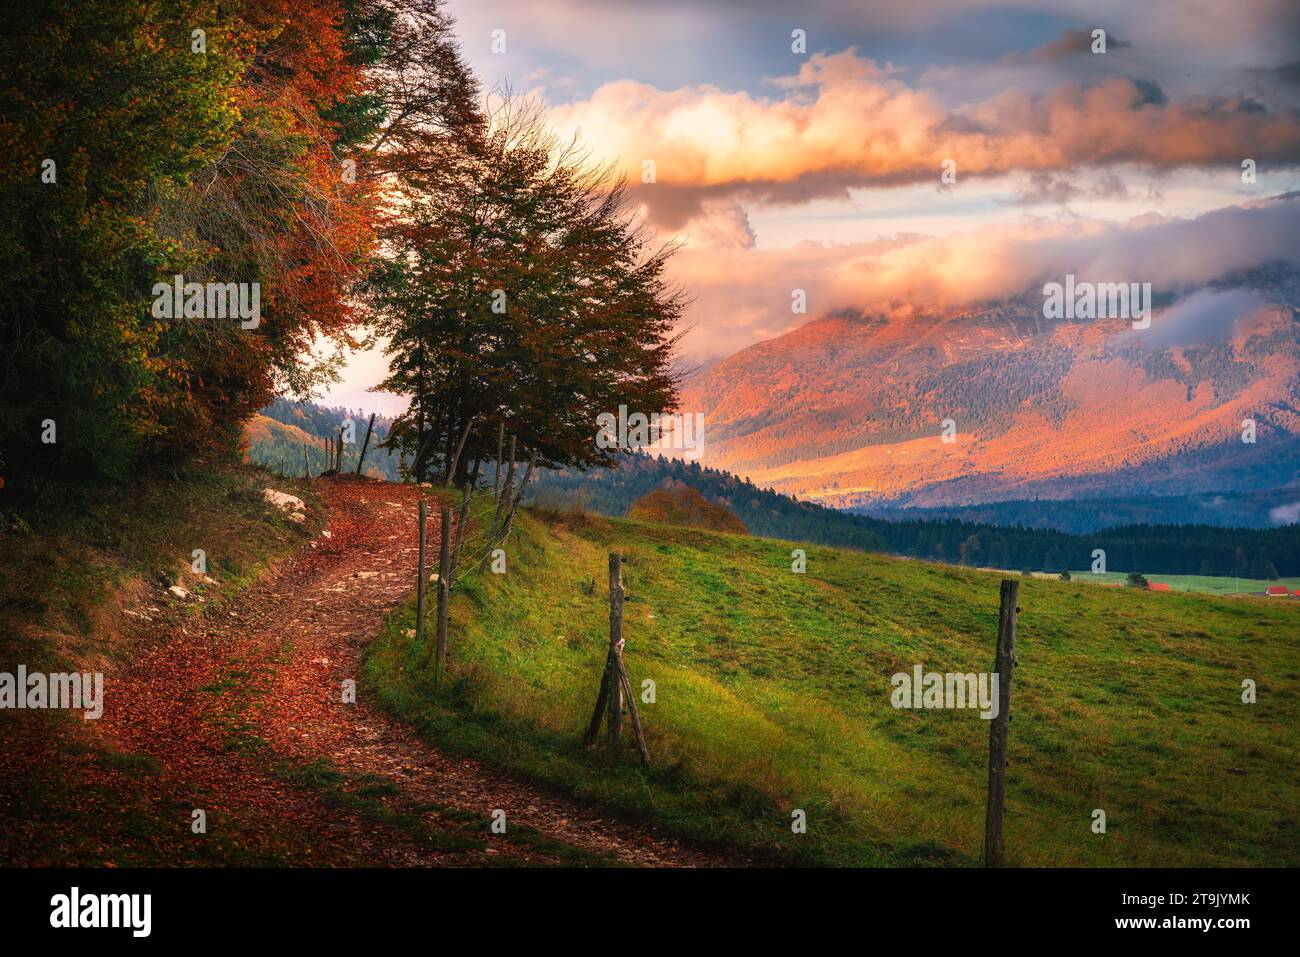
415,499 -> 427,645
434,506 -> 452,689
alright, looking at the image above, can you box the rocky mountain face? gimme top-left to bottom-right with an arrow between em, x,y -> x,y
681,269 -> 1300,509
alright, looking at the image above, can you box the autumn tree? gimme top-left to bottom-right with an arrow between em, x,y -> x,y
0,1 -> 249,482
370,97 -> 684,484
0,0 -> 420,491
150,0 -> 380,460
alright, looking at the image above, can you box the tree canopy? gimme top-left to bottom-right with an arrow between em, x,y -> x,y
369,97 -> 684,484
0,0 -> 475,491
0,0 -> 683,497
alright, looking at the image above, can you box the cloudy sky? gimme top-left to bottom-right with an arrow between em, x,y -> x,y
318,0 -> 1300,413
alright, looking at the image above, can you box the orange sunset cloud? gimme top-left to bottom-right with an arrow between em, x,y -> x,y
550,50 -> 1300,226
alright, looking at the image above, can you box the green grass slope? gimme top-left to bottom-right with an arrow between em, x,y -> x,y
366,506 -> 1300,867
1072,570 -> 1300,595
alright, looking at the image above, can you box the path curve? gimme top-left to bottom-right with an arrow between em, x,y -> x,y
101,476 -> 748,867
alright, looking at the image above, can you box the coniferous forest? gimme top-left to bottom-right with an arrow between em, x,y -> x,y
528,452 -> 1300,578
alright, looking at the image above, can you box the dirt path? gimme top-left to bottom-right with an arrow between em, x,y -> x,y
98,476 -> 745,867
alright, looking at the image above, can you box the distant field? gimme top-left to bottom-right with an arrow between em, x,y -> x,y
1070,571 -> 1300,595
366,506 -> 1300,867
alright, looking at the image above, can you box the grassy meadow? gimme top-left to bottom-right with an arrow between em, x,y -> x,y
1071,570 -> 1300,595
365,504 -> 1300,867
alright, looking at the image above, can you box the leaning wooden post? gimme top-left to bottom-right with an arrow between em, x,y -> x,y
983,578 -> 1019,867
303,442 -> 311,479
499,451 -> 536,543
584,657 -> 612,748
492,421 -> 505,503
617,651 -> 651,766
354,412 -> 376,476
434,505 -> 452,688
445,415 -> 475,488
415,499 -> 427,646
607,553 -> 624,749
448,483 -> 472,590
480,434 -> 516,573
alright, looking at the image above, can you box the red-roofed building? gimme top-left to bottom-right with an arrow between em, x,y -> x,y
1149,582 -> 1171,591
1265,585 -> 1291,597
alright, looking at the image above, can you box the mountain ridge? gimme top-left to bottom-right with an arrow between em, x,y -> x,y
682,267 -> 1300,508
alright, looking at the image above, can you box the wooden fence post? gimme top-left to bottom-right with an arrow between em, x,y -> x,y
499,451 -> 536,543
434,505 -> 452,688
354,413 -> 376,476
415,499 -> 427,646
447,483 -> 471,591
607,553 -> 623,748
480,434 -> 516,573
584,659 -> 612,748
617,645 -> 651,766
984,578 -> 1019,867
579,552 -> 650,765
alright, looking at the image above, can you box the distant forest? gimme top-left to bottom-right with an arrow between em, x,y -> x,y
247,399 -> 403,481
246,402 -> 1300,578
529,453 -> 1300,578
852,490 -> 1300,534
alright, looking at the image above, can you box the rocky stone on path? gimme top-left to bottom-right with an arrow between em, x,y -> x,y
262,486 -> 308,514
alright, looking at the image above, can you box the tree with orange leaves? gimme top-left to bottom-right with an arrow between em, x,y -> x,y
0,0 -> 477,491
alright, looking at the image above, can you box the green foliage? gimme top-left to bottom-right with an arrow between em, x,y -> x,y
0,1 -> 246,480
0,0 -> 429,491
369,99 -> 682,483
